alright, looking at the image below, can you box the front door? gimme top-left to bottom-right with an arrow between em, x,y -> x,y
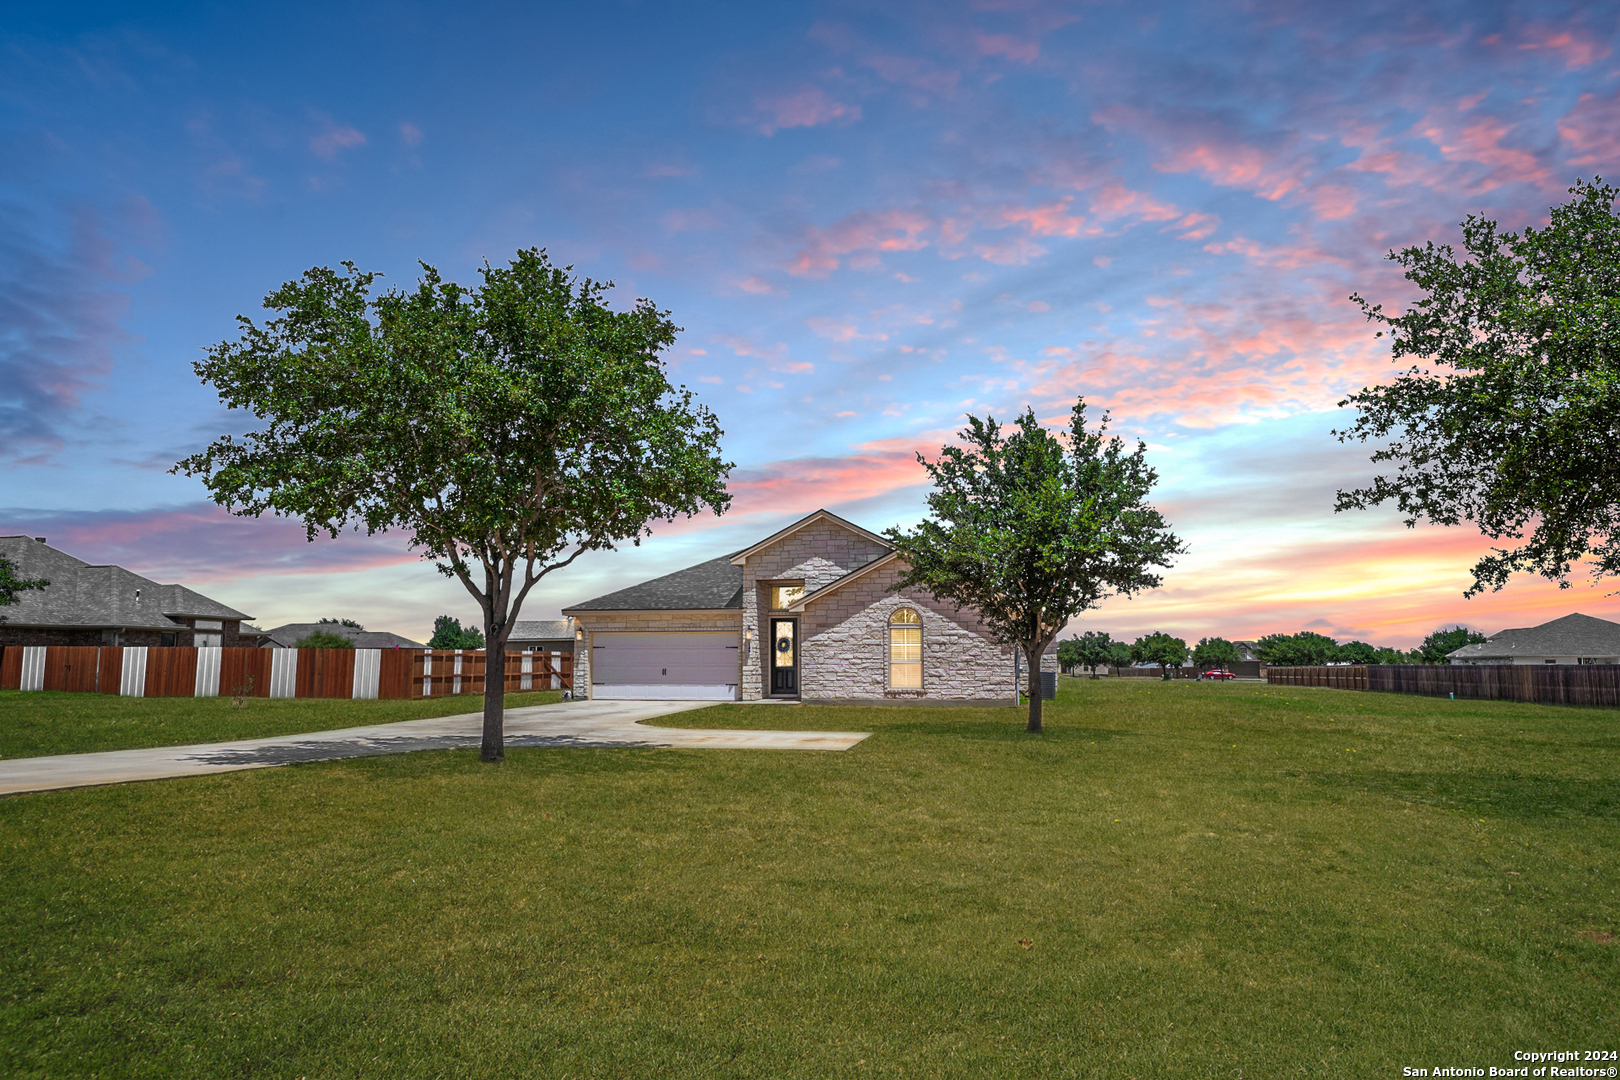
769,618 -> 797,695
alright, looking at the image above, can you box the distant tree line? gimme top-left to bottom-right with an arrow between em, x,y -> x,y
1055,625 -> 1488,674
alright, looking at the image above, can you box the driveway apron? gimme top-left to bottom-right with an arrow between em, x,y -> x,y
0,699 -> 871,796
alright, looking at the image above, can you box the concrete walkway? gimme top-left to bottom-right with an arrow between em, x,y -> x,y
0,699 -> 872,797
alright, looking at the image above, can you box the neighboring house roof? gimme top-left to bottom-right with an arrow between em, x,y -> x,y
563,554 -> 745,612
0,535 -> 252,630
1447,612 -> 1620,661
508,618 -> 576,642
728,509 -> 891,566
261,623 -> 427,649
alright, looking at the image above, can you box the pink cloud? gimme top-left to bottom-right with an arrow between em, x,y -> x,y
786,208 -> 931,277
1558,92 -> 1620,166
1000,199 -> 1086,237
737,275 -> 781,295
398,122 -> 423,147
0,504 -> 419,587
755,87 -> 862,136
974,32 -> 1039,63
806,316 -> 886,343
1155,140 -> 1304,201
864,54 -> 960,96
1430,116 -> 1556,190
714,332 -> 788,361
309,123 -> 366,159
1517,26 -> 1612,69
973,235 -> 1047,265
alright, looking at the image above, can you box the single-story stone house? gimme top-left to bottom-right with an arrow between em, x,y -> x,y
1447,612 -> 1620,665
0,535 -> 258,648
562,509 -> 1053,703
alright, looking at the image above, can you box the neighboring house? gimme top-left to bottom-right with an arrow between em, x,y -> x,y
1230,640 -> 1263,663
1447,612 -> 1620,666
0,535 -> 256,648
505,618 -> 577,654
563,509 -> 1050,703
259,623 -> 427,649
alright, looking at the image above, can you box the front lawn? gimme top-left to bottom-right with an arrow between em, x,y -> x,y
1,679 -> 1614,1077
0,689 -> 565,759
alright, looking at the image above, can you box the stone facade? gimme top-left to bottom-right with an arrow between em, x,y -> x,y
739,519 -> 891,701
794,558 -> 1016,702
573,610 -> 742,698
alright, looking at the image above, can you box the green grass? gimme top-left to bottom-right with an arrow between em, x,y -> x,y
1,678 -> 1615,1078
0,689 -> 565,758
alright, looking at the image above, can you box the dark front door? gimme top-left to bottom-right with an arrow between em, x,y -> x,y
769,618 -> 797,695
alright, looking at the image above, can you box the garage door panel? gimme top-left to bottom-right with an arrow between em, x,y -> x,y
593,631 -> 738,700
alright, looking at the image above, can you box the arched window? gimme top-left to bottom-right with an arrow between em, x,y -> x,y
889,608 -> 922,688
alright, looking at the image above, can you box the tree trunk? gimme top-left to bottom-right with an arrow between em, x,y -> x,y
481,603 -> 509,763
1025,641 -> 1044,733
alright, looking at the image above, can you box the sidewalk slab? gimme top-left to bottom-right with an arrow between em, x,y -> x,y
0,700 -> 871,796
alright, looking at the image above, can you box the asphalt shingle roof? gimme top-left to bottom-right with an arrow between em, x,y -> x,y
1448,612 -> 1620,660
260,623 -> 427,649
508,619 -> 575,642
563,554 -> 744,612
0,536 -> 251,629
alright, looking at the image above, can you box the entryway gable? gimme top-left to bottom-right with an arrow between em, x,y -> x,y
727,509 -> 891,569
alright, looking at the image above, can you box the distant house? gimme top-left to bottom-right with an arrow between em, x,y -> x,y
505,618 -> 577,654
1447,612 -> 1620,666
1230,640 -> 1263,663
0,535 -> 257,648
259,623 -> 426,649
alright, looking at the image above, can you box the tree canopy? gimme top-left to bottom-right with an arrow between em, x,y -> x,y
428,615 -> 486,650
1130,632 -> 1188,673
294,630 -> 355,649
1255,630 -> 1340,667
0,556 -> 48,623
176,249 -> 731,759
1418,625 -> 1487,664
1057,631 -> 1116,677
1337,178 -> 1620,596
883,398 -> 1183,732
1191,636 -> 1240,670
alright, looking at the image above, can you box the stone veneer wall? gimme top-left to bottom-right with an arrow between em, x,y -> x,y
796,559 -> 1016,701
572,611 -> 743,699
740,519 -> 892,700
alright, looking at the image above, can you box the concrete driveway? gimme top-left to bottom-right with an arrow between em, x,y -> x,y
0,699 -> 871,797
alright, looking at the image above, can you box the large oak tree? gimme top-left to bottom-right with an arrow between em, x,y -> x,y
1337,178 -> 1620,595
883,399 -> 1183,733
176,249 -> 731,760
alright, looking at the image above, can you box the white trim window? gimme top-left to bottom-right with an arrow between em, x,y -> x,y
889,608 -> 922,689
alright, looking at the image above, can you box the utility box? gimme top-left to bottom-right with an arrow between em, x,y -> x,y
1041,670 -> 1056,699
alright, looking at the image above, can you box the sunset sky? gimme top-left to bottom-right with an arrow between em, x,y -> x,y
4,0 -> 1619,647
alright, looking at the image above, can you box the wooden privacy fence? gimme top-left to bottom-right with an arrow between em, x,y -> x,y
0,646 -> 571,701
1266,665 -> 1369,690
1266,663 -> 1620,708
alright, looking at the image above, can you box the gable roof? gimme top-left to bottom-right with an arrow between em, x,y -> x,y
261,623 -> 427,649
728,509 -> 891,566
786,551 -> 902,611
0,535 -> 251,630
1448,612 -> 1620,661
563,554 -> 744,613
508,618 -> 576,642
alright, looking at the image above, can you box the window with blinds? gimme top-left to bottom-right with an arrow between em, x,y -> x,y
889,607 -> 922,688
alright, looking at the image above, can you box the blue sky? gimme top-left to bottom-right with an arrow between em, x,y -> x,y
4,0 -> 1620,644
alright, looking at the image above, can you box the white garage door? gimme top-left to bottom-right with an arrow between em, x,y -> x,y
591,631 -> 740,700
